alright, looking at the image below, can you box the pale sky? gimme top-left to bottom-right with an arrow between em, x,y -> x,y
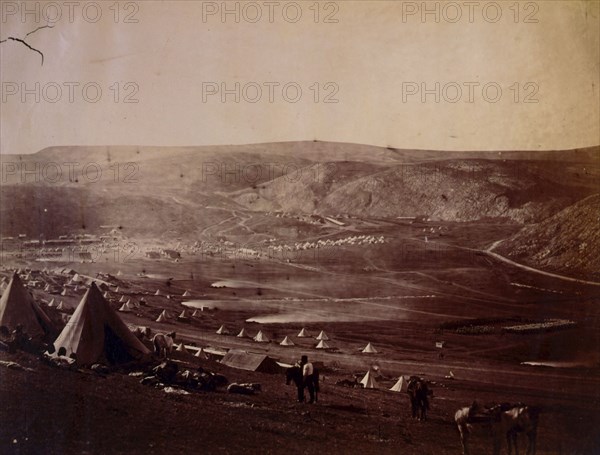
1,0 -> 599,154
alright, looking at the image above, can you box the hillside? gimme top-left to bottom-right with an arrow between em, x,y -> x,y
235,159 -> 598,223
1,142 -> 598,237
495,194 -> 600,280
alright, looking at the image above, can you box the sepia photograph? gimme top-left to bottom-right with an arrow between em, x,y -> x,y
1,1 -> 599,453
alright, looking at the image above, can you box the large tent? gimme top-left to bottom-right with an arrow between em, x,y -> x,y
297,328 -> 311,338
279,336 -> 295,346
253,330 -> 270,343
0,272 -> 55,338
118,303 -> 132,313
51,283 -> 151,365
360,370 -> 377,389
237,328 -> 250,338
195,348 -> 209,359
315,330 -> 329,341
389,376 -> 408,392
156,310 -> 169,322
216,325 -> 230,335
315,339 -> 330,349
362,342 -> 378,354
220,349 -> 281,374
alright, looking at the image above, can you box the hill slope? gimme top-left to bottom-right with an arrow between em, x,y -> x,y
495,194 -> 600,280
1,142 -> 598,237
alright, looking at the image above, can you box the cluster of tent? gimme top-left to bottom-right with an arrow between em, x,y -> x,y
215,325 -> 343,348
358,369 -> 409,392
214,325 -> 378,353
155,308 -> 198,323
118,299 -> 141,313
152,289 -> 191,299
0,272 -> 150,366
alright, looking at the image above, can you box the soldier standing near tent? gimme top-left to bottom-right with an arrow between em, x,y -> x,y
300,355 -> 316,404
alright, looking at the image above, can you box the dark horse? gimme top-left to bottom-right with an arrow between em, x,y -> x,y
407,376 -> 431,420
286,364 -> 319,403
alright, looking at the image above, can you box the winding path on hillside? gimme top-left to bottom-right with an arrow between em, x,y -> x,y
487,240 -> 600,287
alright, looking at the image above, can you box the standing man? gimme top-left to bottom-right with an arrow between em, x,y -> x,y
300,355 -> 315,404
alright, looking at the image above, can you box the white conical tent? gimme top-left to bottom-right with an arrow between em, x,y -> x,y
44,284 -> 50,291
61,288 -> 68,296
362,342 -> 378,354
51,283 -> 151,365
315,330 -> 329,341
315,339 -> 330,349
47,298 -> 56,307
182,290 -> 191,297
103,291 -> 110,299
237,328 -> 249,338
191,310 -> 201,317
56,301 -> 69,311
156,310 -> 169,322
280,336 -> 295,346
176,342 -> 187,352
195,348 -> 208,359
117,271 -> 123,276
390,376 -> 408,392
178,310 -> 189,320
0,272 -> 55,337
216,325 -> 229,335
297,328 -> 310,337
118,303 -> 132,312
360,371 -> 377,389
114,286 -> 120,293
253,330 -> 269,342
154,289 -> 161,296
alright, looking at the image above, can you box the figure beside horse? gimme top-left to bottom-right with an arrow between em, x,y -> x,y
407,376 -> 431,421
286,357 -> 319,403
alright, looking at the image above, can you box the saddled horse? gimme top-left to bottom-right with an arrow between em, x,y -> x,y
286,364 -> 319,403
407,376 -> 431,420
152,331 -> 176,358
455,402 -> 540,455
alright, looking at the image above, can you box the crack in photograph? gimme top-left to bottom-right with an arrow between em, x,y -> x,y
1,1 -> 599,454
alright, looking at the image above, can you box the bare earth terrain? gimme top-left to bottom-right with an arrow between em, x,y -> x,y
1,143 -> 599,453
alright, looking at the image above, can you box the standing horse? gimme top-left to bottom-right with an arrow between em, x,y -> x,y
492,403 -> 540,455
455,402 -> 540,455
407,376 -> 430,420
152,331 -> 176,358
286,364 -> 319,403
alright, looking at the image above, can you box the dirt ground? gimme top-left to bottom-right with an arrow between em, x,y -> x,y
1,346 -> 599,455
2,219 -> 600,454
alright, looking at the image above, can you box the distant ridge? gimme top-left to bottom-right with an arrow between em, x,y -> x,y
1,142 -> 598,238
